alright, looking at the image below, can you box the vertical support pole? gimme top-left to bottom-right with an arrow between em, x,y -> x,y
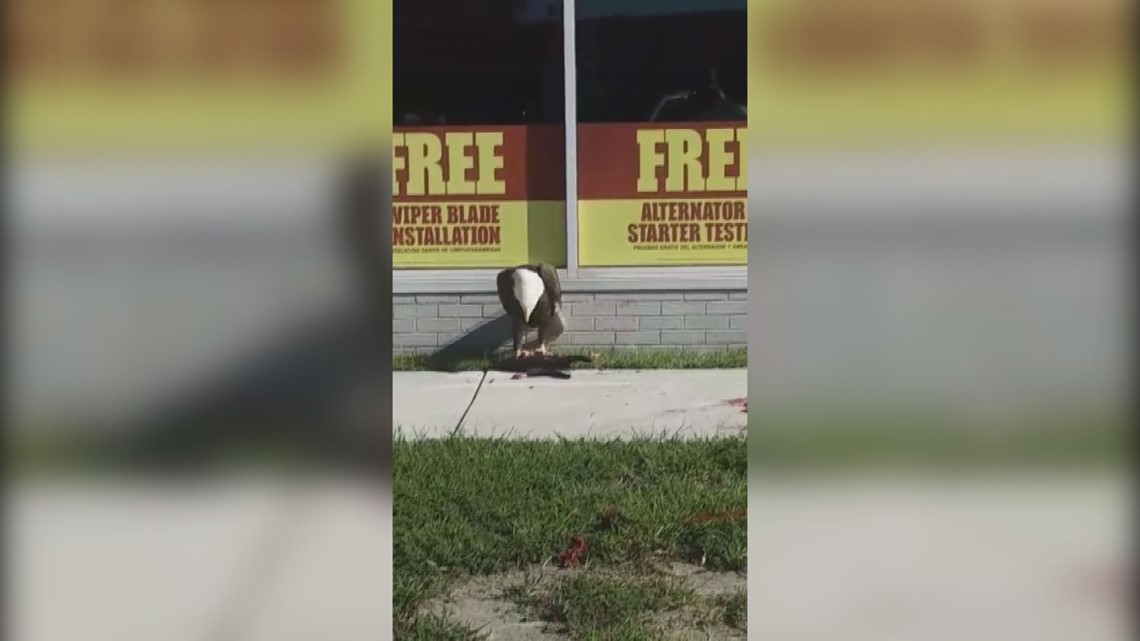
562,0 -> 579,278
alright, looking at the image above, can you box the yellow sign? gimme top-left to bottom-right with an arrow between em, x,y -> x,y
578,199 -> 747,266
577,123 -> 747,267
392,125 -> 566,269
393,202 -> 566,268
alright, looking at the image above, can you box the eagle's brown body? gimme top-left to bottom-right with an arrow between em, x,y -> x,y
496,263 -> 564,358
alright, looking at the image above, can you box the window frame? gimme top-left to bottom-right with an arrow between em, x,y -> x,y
391,0 -> 747,294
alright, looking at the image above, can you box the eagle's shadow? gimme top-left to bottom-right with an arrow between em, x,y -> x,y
418,314 -> 512,372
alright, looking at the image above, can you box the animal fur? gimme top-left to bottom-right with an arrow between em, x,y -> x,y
491,353 -> 592,380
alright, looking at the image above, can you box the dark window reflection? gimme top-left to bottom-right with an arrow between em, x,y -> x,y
394,0 -> 565,126
576,0 -> 747,123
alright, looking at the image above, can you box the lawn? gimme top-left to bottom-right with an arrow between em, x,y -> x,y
393,434 -> 748,640
748,406 -> 1129,471
393,347 -> 747,372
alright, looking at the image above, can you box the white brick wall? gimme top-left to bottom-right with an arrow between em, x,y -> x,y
392,290 -> 748,353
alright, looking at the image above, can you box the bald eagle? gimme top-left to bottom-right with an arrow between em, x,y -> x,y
496,263 -> 565,358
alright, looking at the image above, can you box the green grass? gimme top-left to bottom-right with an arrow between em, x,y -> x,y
503,570 -> 747,639
394,435 -> 747,639
395,612 -> 482,641
393,347 -> 747,372
509,573 -> 698,640
710,590 -> 748,630
748,406 -> 1130,471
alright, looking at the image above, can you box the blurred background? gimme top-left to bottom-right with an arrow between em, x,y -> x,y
3,0 -> 1133,640
747,1 -> 1132,639
6,1 -> 393,639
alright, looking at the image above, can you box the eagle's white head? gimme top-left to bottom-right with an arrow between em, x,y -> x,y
512,268 -> 545,323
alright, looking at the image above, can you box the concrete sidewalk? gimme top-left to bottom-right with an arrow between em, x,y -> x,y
393,369 -> 748,440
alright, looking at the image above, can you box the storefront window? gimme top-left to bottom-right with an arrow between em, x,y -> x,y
575,0 -> 746,124
392,0 -> 567,269
575,0 -> 747,267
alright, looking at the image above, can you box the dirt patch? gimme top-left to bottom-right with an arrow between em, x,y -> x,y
422,563 -> 746,640
422,568 -> 564,640
665,562 -> 746,597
